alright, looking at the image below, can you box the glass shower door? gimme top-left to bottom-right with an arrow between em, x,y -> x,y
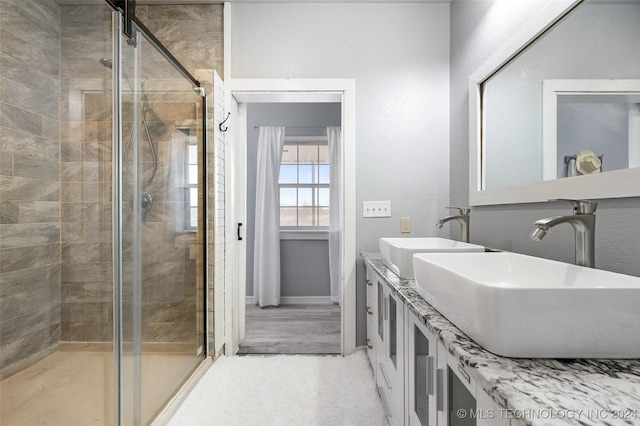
1,4 -> 205,424
117,20 -> 205,425
0,3 -> 117,425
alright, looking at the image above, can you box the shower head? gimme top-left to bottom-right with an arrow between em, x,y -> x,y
98,58 -> 145,90
99,58 -> 113,69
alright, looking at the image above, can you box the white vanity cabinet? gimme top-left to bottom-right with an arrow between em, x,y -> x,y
407,310 -> 510,426
365,262 -> 511,426
375,275 -> 406,426
366,264 -> 377,372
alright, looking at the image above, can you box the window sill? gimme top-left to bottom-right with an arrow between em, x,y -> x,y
280,229 -> 329,241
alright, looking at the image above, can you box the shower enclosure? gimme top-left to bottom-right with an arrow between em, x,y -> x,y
1,2 -> 206,424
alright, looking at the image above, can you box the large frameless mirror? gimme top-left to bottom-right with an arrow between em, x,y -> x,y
469,0 -> 640,205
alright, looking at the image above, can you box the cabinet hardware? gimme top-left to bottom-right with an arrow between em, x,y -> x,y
378,386 -> 393,418
458,363 -> 471,384
384,297 -> 389,320
436,368 -> 444,412
367,339 -> 373,349
379,362 -> 393,389
427,355 -> 435,396
367,279 -> 373,286
237,222 -> 243,240
367,307 -> 373,315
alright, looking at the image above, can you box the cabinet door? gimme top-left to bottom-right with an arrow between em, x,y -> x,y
375,279 -> 405,426
377,278 -> 385,342
408,312 -> 438,426
375,278 -> 390,417
386,288 -> 405,426
375,277 -> 386,375
365,266 -> 377,371
438,346 -> 478,426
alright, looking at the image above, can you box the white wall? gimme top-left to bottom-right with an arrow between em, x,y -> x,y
231,2 -> 451,344
450,1 -> 640,277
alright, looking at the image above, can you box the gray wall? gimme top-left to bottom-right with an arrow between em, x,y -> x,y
450,1 -> 640,277
280,240 -> 331,297
232,3 -> 451,345
245,103 -> 340,298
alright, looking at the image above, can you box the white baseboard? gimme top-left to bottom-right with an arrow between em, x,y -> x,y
246,296 -> 333,305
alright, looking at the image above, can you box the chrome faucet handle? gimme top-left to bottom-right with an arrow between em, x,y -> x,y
555,199 -> 598,214
446,206 -> 471,215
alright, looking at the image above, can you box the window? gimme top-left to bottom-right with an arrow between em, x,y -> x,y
279,143 -> 330,228
186,141 -> 198,230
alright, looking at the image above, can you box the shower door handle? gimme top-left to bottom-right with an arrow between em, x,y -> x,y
237,223 -> 243,240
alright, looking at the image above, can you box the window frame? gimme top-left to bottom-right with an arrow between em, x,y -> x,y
278,140 -> 330,230
185,139 -> 199,232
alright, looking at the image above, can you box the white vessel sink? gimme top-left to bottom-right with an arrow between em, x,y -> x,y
413,252 -> 640,359
379,237 -> 484,279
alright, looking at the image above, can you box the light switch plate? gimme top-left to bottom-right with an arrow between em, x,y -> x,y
363,201 -> 391,218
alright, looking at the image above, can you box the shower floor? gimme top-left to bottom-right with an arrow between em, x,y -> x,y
0,350 -> 199,426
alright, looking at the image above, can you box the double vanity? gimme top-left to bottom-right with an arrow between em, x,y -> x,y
365,0 -> 640,422
363,237 -> 640,426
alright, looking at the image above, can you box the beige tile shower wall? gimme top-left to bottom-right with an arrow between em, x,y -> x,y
137,5 -> 224,80
59,5 -> 114,344
0,0 -> 62,379
57,4 -> 214,348
139,4 -> 224,355
135,97 -> 200,345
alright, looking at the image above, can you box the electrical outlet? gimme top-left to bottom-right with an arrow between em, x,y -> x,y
362,201 -> 391,218
401,217 -> 411,233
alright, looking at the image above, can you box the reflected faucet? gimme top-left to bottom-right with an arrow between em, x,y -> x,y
436,207 -> 471,243
530,199 -> 597,268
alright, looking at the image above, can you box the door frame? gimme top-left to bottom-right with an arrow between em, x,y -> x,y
226,78 -> 357,355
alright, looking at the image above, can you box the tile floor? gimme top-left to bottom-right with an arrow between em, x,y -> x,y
0,350 -> 199,425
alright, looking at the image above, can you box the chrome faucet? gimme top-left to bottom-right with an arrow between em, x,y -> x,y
530,199 -> 597,268
436,207 -> 471,243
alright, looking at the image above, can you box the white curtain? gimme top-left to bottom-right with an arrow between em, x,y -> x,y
328,127 -> 342,304
254,126 -> 285,307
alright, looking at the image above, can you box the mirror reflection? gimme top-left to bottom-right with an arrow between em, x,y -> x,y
481,0 -> 640,191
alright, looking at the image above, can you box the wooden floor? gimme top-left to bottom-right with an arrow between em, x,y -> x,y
238,304 -> 341,355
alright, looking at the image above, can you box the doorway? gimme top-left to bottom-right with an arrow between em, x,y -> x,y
241,102 -> 341,354
226,79 -> 357,356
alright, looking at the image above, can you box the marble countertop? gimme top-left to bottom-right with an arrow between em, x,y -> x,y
362,252 -> 640,426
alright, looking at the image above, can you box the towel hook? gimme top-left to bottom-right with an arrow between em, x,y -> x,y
219,112 -> 231,132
